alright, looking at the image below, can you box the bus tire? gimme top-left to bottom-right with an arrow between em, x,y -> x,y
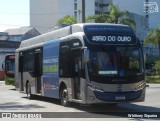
60,86 -> 70,106
26,82 -> 33,99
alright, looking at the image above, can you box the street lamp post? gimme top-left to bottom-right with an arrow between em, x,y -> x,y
82,0 -> 85,23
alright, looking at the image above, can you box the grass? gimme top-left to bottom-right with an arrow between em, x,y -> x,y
146,76 -> 160,83
5,78 -> 15,85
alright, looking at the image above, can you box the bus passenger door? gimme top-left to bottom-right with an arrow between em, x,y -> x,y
71,49 -> 82,100
34,49 -> 43,94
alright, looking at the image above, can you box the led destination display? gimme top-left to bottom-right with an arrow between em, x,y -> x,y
84,25 -> 137,45
86,34 -> 137,45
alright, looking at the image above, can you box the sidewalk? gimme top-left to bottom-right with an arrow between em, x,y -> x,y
147,83 -> 160,88
0,80 -> 5,86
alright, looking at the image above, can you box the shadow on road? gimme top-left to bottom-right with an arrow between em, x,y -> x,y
21,95 -> 160,119
22,96 -> 61,105
9,88 -> 16,91
0,102 -> 45,111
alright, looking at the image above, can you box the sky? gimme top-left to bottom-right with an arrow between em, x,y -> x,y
0,0 -> 29,32
0,0 -> 160,32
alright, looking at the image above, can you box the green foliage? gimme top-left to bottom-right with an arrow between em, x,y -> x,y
119,18 -> 136,30
86,14 -> 110,23
153,60 -> 160,77
146,76 -> 160,83
145,59 -> 160,83
153,60 -> 160,69
109,3 -> 128,24
146,55 -> 159,64
56,15 -> 77,26
145,26 -> 160,57
145,26 -> 160,45
5,78 -> 15,85
86,3 -> 136,29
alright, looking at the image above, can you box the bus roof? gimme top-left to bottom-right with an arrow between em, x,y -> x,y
17,23 -> 132,50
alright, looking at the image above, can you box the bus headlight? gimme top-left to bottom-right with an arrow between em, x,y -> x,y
135,81 -> 146,91
87,83 -> 104,92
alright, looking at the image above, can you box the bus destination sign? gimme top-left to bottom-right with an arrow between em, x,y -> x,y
86,34 -> 137,45
84,25 -> 134,33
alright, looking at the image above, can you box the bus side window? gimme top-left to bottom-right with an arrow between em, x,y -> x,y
27,52 -> 35,72
22,51 -> 35,76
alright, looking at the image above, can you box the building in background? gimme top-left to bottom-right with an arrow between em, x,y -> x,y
30,0 -> 112,34
30,0 -> 160,56
128,12 -> 148,44
112,0 -> 160,28
0,27 -> 40,80
112,0 -> 160,57
0,32 -> 19,80
5,27 -> 40,42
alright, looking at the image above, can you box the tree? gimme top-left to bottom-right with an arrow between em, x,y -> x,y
153,60 -> 160,78
145,26 -> 160,57
86,14 -> 110,23
86,3 -> 136,29
56,15 -> 77,26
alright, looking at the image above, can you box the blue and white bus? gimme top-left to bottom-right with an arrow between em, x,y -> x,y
15,23 -> 146,106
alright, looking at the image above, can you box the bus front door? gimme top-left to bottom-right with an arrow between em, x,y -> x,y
72,49 -> 82,100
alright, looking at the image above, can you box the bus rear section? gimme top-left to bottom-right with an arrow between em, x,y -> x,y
15,23 -> 146,106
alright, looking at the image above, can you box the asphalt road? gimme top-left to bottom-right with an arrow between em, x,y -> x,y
0,81 -> 160,121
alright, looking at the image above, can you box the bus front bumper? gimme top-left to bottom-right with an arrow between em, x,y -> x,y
85,87 -> 145,104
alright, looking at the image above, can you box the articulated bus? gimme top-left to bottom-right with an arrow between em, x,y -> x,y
15,23 -> 146,106
2,54 -> 15,85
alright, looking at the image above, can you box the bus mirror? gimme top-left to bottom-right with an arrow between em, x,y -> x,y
83,49 -> 89,62
2,61 -> 5,70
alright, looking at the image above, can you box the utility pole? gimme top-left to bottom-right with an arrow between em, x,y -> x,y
78,9 -> 81,23
82,0 -> 85,23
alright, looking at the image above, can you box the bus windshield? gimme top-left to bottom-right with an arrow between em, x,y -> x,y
88,46 -> 143,77
6,60 -> 15,72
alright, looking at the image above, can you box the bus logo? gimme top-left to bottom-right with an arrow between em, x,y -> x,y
144,2 -> 159,13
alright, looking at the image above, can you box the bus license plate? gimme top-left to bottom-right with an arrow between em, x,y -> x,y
115,96 -> 125,100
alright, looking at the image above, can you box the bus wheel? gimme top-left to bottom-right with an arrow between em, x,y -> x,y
26,82 -> 33,99
60,87 -> 70,106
